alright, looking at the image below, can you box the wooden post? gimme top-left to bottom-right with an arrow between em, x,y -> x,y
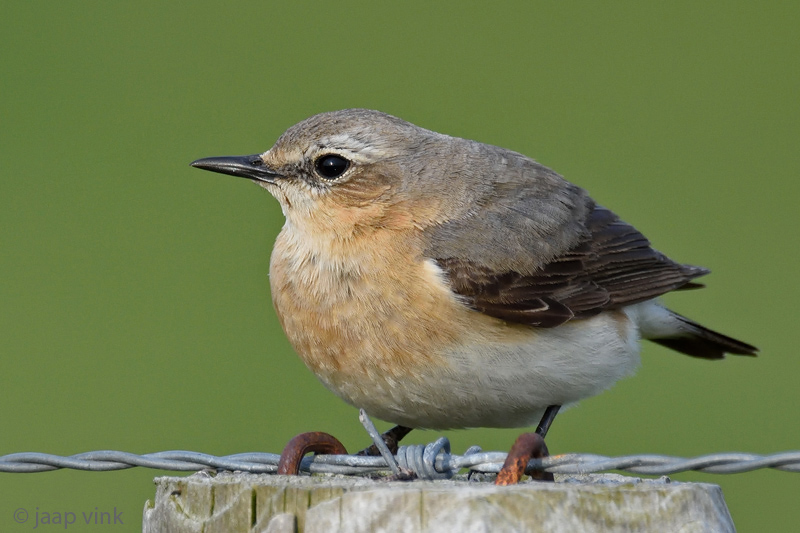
142,472 -> 734,532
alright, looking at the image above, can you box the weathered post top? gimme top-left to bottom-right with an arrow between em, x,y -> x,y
142,472 -> 734,533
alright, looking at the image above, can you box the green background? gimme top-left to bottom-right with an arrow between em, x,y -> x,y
2,1 -> 798,531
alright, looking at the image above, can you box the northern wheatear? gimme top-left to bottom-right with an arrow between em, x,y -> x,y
191,109 -> 756,438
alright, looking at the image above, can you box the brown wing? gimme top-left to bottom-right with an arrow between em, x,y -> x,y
437,205 -> 709,327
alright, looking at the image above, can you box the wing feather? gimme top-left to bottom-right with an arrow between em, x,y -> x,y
436,205 -> 708,327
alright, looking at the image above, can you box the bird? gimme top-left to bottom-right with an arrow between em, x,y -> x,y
191,109 -> 757,443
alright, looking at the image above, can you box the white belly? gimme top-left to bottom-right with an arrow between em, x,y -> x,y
343,307 -> 642,429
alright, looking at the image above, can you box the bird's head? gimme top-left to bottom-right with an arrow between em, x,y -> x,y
191,109 -> 486,236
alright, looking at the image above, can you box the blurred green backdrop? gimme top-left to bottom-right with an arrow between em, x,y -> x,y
1,1 -> 798,531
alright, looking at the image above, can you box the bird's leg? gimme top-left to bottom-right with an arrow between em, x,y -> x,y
357,425 -> 414,456
535,405 -> 561,439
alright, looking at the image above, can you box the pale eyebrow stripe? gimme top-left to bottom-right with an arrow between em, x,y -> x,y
313,134 -> 388,160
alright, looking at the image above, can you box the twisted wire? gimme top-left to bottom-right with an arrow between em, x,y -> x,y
2,446 -> 799,477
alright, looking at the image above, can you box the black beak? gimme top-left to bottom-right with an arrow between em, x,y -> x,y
190,154 -> 280,184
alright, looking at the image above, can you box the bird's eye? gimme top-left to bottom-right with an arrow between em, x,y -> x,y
315,154 -> 350,180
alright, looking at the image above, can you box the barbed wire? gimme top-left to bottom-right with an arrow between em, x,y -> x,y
2,444 -> 799,479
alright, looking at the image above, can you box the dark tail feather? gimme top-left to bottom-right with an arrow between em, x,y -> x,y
650,313 -> 758,360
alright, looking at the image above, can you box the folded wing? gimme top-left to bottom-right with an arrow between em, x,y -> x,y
435,204 -> 708,328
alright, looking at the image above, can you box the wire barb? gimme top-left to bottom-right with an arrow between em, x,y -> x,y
358,409 -> 401,476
